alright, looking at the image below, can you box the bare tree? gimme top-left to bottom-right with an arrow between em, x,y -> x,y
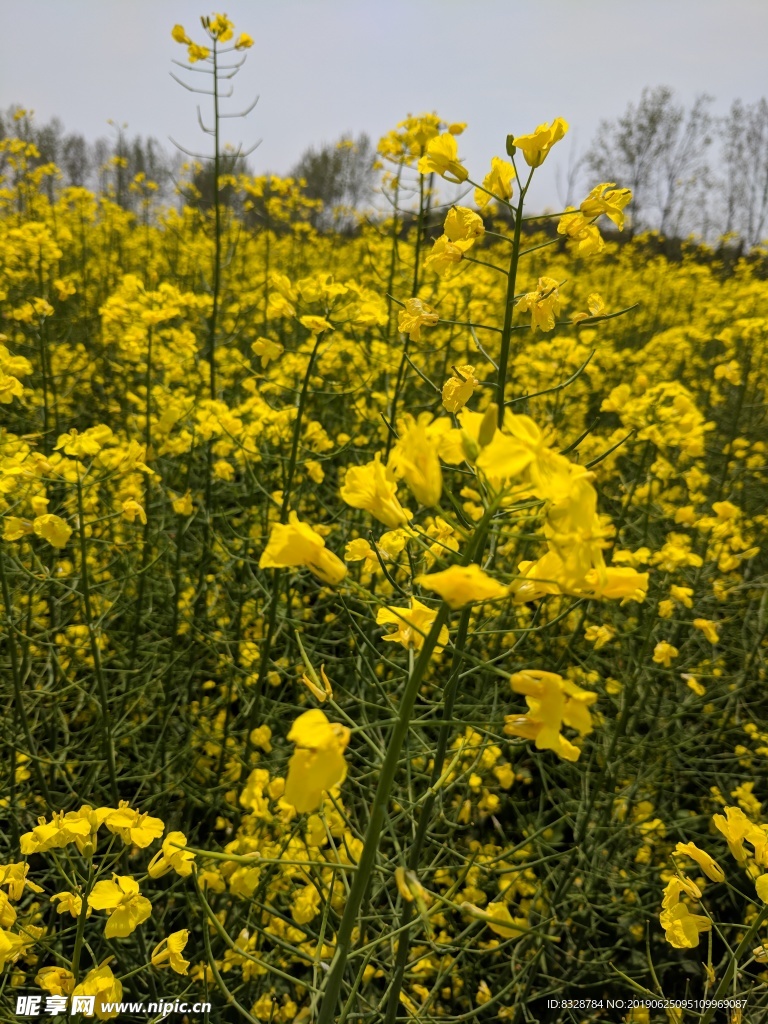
585,86 -> 712,236
555,137 -> 584,209
655,94 -> 713,237
291,133 -> 375,230
720,98 -> 768,248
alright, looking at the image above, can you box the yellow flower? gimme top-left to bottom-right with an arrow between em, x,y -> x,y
0,373 -> 23,403
284,710 -> 351,813
584,624 -> 615,649
35,966 -> 75,997
151,930 -> 190,975
54,426 -> 110,457
147,832 -> 195,879
299,315 -> 334,334
121,498 -> 147,525
397,298 -> 439,342
659,902 -> 711,949
514,277 -> 563,332
3,517 -> 33,542
462,900 -> 527,939
511,118 -> 568,168
424,234 -> 474,277
0,862 -> 44,901
661,876 -> 702,911
693,618 -> 720,644
340,453 -> 412,529
376,598 -> 449,653
187,42 -> 210,62
417,133 -> 468,183
475,156 -> 515,209
671,587 -> 694,608
442,364 -> 480,413
388,415 -> 442,508
583,566 -> 648,603
652,641 -> 679,667
415,565 -> 508,609
33,514 -> 72,549
444,206 -> 484,244
580,182 -> 632,230
234,32 -> 254,49
0,928 -> 28,969
505,670 -> 597,762
210,14 -> 234,40
0,892 -> 16,928
249,724 -> 273,752
20,811 -> 91,855
251,336 -> 283,367
71,962 -> 123,1021
51,891 -> 86,918
259,512 -> 347,585
172,491 -> 194,516
104,803 -> 164,848
171,24 -> 191,44
557,211 -> 604,256
674,841 -> 725,882
88,875 -> 152,938
713,805 -> 768,865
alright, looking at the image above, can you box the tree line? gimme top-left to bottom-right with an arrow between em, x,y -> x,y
3,88 -> 768,248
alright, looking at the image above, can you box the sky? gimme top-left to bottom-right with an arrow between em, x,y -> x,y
3,0 -> 768,210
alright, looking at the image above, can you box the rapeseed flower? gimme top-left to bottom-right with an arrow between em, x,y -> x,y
514,277 -> 563,332
511,118 -> 568,167
475,156 -> 515,209
284,710 -> 351,813
88,875 -> 152,938
376,598 -> 449,653
415,565 -> 508,609
505,670 -> 597,762
417,133 -> 468,182
397,298 -> 439,341
151,930 -> 190,975
71,962 -> 123,1021
259,512 -> 347,585
340,454 -> 412,528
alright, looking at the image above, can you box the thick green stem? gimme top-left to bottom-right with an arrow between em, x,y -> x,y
383,605 -> 473,1023
209,40 -> 222,402
244,331 -> 324,757
129,325 -> 153,671
700,903 -> 768,1024
75,471 -> 119,803
70,860 -> 95,983
315,506 -> 496,1023
496,174 -> 531,426
0,543 -> 53,806
385,169 -> 427,459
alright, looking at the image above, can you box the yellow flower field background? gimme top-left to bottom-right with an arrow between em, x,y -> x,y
1,13 -> 767,1023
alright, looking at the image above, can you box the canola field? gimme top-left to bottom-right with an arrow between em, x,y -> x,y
1,15 -> 768,1024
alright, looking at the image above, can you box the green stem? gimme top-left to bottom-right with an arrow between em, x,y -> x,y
384,168 -> 427,459
383,605 -> 473,1023
700,903 -> 768,1024
315,505 -> 497,1023
244,330 -> 324,758
495,173 -> 531,425
0,542 -> 53,806
70,860 -> 95,983
75,470 -> 119,803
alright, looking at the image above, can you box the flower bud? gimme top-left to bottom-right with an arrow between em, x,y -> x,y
478,403 -> 499,448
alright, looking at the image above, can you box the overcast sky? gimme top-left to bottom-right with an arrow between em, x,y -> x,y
4,0 -> 768,209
